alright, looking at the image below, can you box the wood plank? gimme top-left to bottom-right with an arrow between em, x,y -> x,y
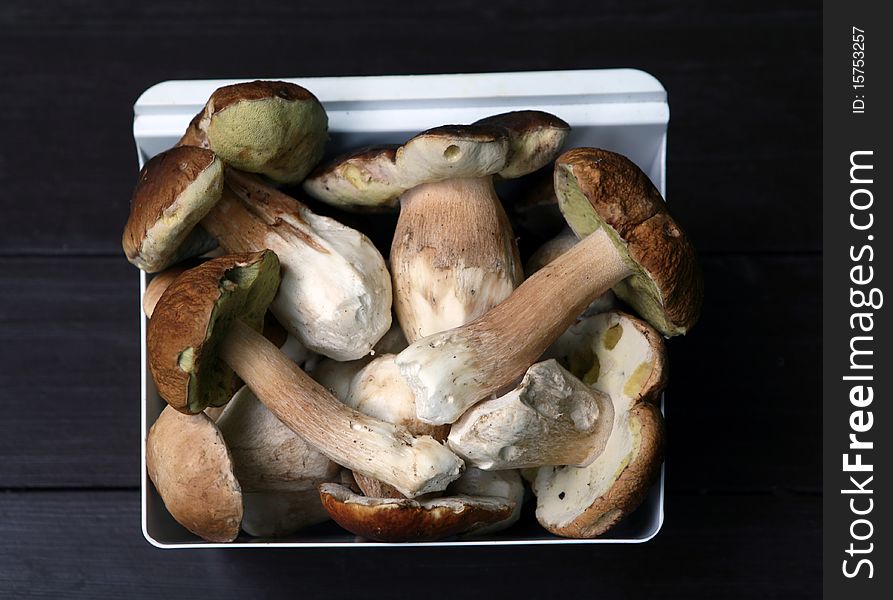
0,489 -> 820,599
0,253 -> 819,491
0,0 -> 818,255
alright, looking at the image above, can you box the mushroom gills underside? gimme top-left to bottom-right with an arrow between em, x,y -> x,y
184,254 -> 279,413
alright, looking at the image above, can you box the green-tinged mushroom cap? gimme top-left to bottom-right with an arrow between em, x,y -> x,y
147,250 -> 280,414
554,148 -> 703,336
191,81 -> 328,184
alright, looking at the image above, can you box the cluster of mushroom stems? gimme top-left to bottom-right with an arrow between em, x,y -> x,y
125,80 -> 702,543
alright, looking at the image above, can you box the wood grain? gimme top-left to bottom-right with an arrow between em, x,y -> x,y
0,490 -> 820,599
0,0 -> 818,256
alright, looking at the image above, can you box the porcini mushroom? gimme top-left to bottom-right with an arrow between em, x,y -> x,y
177,80 -> 328,184
147,402 -> 334,541
318,482 -> 514,542
216,386 -> 337,537
148,250 -> 463,498
393,148 -> 702,424
143,262 -> 309,421
309,323 -> 407,401
343,353 -> 451,498
447,359 -> 614,470
123,145 -> 392,360
146,406 -> 242,543
533,311 -> 667,538
304,111 -> 569,343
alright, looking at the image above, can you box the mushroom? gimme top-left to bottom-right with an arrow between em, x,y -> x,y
216,386 -> 339,493
148,250 -> 463,497
146,406 -> 243,542
447,359 -> 614,470
216,386 -> 338,537
533,311 -> 667,538
143,263 -> 194,318
342,353 -> 451,498
146,404 -> 334,541
308,323 -> 407,402
123,145 -> 392,360
318,482 -> 514,542
304,111 -> 569,343
177,80 -> 328,185
345,355 -> 449,441
393,148 -> 703,424
143,262 -> 310,421
446,467 -> 525,536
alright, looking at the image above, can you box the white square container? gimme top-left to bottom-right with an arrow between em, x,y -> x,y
135,68 -> 669,548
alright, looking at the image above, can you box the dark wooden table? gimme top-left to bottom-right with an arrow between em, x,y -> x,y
0,1 -> 820,597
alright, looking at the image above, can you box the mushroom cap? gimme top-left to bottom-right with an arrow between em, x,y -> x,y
122,146 -> 224,273
303,124 -> 509,209
554,148 -> 703,336
147,250 -> 280,414
146,406 -> 242,543
474,111 -> 570,179
318,482 -> 514,542
534,311 -> 667,538
202,80 -> 328,184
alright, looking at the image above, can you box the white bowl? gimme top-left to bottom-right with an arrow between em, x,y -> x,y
135,68 -> 668,548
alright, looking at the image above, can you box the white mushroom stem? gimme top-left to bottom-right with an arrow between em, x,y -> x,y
219,320 -> 464,498
391,177 -> 522,343
397,227 -> 632,425
201,170 -> 392,361
448,359 -> 614,470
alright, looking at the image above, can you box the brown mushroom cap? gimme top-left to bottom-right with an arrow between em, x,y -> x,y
541,402 -> 663,538
147,250 -> 280,414
534,311 -> 667,538
318,482 -> 514,542
554,148 -> 703,336
474,111 -> 570,179
303,125 -> 509,209
122,146 -> 223,273
146,406 -> 242,543
201,81 -> 328,184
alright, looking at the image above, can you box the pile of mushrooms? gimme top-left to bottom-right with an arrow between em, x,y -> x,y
124,80 -> 702,543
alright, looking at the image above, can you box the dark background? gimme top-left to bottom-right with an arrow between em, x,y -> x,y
0,1 -> 820,598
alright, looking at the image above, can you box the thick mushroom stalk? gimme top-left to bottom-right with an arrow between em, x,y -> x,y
123,145 -> 392,361
304,112 -> 569,344
448,359 -> 614,470
149,251 -> 463,498
220,323 -> 461,497
395,148 -> 702,425
391,176 -> 522,342
204,170 -> 392,360
342,354 -> 451,498
397,227 -> 629,425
